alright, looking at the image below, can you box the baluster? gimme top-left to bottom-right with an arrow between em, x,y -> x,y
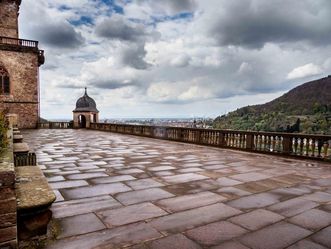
323,141 -> 329,158
267,136 -> 272,151
256,135 -> 260,150
294,137 -> 298,155
299,138 -> 304,155
311,139 -> 316,157
317,140 -> 323,158
271,136 -> 275,152
305,138 -> 310,156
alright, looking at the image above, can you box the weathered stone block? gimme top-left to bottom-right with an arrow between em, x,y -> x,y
0,213 -> 16,228
0,226 -> 17,243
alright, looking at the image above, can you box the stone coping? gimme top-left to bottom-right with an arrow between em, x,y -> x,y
13,142 -> 29,154
15,166 -> 56,212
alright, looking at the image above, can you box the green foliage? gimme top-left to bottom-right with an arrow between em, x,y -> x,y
0,111 -> 8,152
213,77 -> 331,134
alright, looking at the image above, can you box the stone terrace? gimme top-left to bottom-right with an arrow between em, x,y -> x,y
22,129 -> 331,249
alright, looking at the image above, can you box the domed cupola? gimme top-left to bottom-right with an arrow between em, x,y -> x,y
72,88 -> 100,128
73,88 -> 99,113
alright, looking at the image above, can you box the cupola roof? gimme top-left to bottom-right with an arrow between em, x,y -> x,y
73,88 -> 99,113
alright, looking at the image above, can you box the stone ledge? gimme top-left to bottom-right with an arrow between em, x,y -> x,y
16,166 -> 56,240
13,143 -> 29,154
16,166 -> 56,211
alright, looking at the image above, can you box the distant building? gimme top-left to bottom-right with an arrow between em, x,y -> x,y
73,88 -> 99,128
0,0 -> 44,128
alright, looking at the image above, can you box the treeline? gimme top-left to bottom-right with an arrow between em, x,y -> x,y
213,111 -> 330,134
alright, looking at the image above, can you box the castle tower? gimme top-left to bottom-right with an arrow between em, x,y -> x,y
0,0 -> 45,128
73,88 -> 99,128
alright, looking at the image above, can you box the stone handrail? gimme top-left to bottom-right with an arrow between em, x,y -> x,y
38,122 -> 73,129
90,123 -> 331,161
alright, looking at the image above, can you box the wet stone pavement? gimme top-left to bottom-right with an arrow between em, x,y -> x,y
22,129 -> 331,249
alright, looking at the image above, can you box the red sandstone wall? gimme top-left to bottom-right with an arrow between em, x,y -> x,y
0,0 -> 19,38
0,50 -> 39,128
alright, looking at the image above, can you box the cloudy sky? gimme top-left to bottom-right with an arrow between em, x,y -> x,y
19,0 -> 331,120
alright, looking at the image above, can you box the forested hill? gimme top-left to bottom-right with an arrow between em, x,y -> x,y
213,76 -> 331,134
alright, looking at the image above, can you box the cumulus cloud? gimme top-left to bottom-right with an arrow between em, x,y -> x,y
95,15 -> 159,69
204,0 -> 331,49
128,0 -> 197,17
35,22 -> 84,49
287,63 -> 323,80
95,15 -> 147,42
170,54 -> 191,67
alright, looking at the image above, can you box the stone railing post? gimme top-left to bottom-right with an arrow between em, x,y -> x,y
282,136 -> 292,155
246,133 -> 254,150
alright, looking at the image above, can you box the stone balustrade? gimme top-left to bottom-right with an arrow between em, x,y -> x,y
89,123 -> 331,162
0,36 -> 39,48
38,122 -> 73,129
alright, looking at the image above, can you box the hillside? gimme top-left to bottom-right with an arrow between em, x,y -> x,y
213,76 -> 331,134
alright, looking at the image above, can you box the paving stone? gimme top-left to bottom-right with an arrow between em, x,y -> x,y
211,241 -> 250,249
58,213 -> 106,239
118,169 -> 145,174
216,177 -> 242,186
177,168 -> 203,173
186,221 -> 248,246
311,179 -> 331,187
53,190 -> 65,202
226,192 -> 281,210
90,175 -> 136,184
311,226 -> 331,248
153,171 -> 174,176
97,202 -> 167,227
229,209 -> 284,230
54,170 -> 81,176
52,195 -> 122,218
287,239 -> 328,249
289,208 -> 331,231
47,222 -> 162,249
50,180 -> 89,190
302,192 -> 331,203
47,176 -> 65,182
230,172 -> 270,182
149,234 -> 202,249
239,222 -> 312,249
273,174 -> 310,185
148,166 -> 175,171
268,197 -> 319,217
116,188 -> 174,205
161,173 -> 209,184
62,183 -> 131,199
66,173 -> 108,180
126,179 -> 164,190
217,187 -> 251,199
270,186 -> 313,198
157,191 -> 226,212
150,203 -> 241,233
